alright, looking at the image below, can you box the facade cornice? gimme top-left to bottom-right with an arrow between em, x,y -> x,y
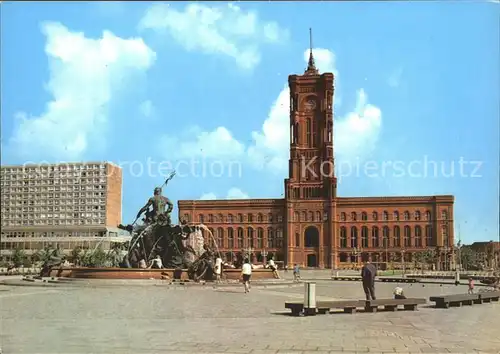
178,198 -> 285,209
337,195 -> 454,206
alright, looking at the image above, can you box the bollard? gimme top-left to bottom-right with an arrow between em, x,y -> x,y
303,282 -> 317,316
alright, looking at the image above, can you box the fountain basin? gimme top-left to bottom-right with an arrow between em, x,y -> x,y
50,267 -> 276,281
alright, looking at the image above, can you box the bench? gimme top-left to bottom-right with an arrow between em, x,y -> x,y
284,300 -> 365,316
378,277 -> 419,283
364,298 -> 426,313
331,276 -> 361,281
478,290 -> 500,303
429,294 -> 479,308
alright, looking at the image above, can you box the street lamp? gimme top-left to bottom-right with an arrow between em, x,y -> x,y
262,249 -> 268,266
350,247 -> 361,268
401,249 -> 406,276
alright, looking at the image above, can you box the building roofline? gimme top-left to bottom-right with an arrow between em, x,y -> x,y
178,198 -> 285,208
0,161 -> 121,168
338,195 -> 454,202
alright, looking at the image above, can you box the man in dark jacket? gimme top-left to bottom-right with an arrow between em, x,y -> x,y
361,261 -> 377,300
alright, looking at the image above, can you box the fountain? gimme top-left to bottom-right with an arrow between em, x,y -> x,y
49,174 -> 275,281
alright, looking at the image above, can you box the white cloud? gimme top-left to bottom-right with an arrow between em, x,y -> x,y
247,48 -> 382,173
9,22 -> 156,160
226,187 -> 249,199
139,100 -> 155,119
200,192 -> 217,200
335,89 -> 382,162
138,3 -> 288,70
159,126 -> 245,160
199,188 -> 249,200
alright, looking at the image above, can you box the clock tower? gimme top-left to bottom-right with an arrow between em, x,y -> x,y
284,29 -> 338,268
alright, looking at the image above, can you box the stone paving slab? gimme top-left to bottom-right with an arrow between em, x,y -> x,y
1,282 -> 499,354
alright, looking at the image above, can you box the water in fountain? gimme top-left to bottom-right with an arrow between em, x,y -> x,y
184,223 -> 221,259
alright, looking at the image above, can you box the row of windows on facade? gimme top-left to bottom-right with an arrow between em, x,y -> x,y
339,225 -> 450,248
1,197 -> 108,207
1,176 -> 108,185
1,164 -> 107,173
186,213 -> 284,224
3,184 -> 107,193
203,227 -> 284,249
1,219 -> 106,227
340,210 -> 449,222
1,212 -> 106,219
2,231 -> 107,238
1,240 -> 113,251
2,205 -> 106,214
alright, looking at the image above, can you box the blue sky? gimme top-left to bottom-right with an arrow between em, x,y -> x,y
2,1 -> 499,244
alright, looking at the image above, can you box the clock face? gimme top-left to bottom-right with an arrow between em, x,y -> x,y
305,99 -> 316,111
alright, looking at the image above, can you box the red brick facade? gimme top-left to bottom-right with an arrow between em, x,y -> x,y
178,54 -> 455,269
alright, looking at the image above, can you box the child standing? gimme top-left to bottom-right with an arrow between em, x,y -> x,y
293,264 -> 301,282
468,277 -> 475,294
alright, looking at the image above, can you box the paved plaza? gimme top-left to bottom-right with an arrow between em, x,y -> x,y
1,277 -> 499,354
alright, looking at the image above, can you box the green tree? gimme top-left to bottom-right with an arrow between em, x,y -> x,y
414,250 -> 435,273
12,248 -> 27,268
459,247 -> 476,270
70,246 -> 83,265
33,247 -> 53,264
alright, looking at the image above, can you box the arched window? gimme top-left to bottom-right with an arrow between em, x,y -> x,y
415,211 -> 421,221
361,226 -> 369,248
248,214 -> 253,223
441,210 -> 448,220
340,227 -> 347,248
294,211 -> 299,222
276,228 -> 283,248
257,228 -> 264,248
208,228 -> 215,247
382,226 -> 390,248
208,214 -> 214,223
227,228 -> 234,248
372,227 -> 379,248
308,211 -> 314,221
267,228 -> 274,248
257,213 -> 263,222
372,212 -> 378,221
403,211 -> 410,221
350,227 -> 358,248
218,213 -> 224,223
394,211 -> 400,221
425,225 -> 433,246
238,214 -> 243,223
415,226 -> 422,247
248,227 -> 254,248
340,212 -> 346,221
351,212 -> 357,221
217,228 -> 224,248
237,227 -> 244,248
425,211 -> 431,221
442,226 -> 449,246
316,211 -> 321,222
199,214 -> 204,223
301,211 -> 306,221
268,213 -> 273,223
393,226 -> 401,247
404,226 -> 411,247
228,214 -> 233,223
361,212 -> 367,221
295,232 -> 300,247
383,211 -> 389,221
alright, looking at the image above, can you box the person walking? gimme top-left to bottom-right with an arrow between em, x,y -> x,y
215,255 -> 223,283
241,258 -> 252,293
293,264 -> 301,282
361,261 -> 377,300
268,257 -> 280,279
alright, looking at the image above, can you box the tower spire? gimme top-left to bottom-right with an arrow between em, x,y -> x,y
305,28 -> 318,75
